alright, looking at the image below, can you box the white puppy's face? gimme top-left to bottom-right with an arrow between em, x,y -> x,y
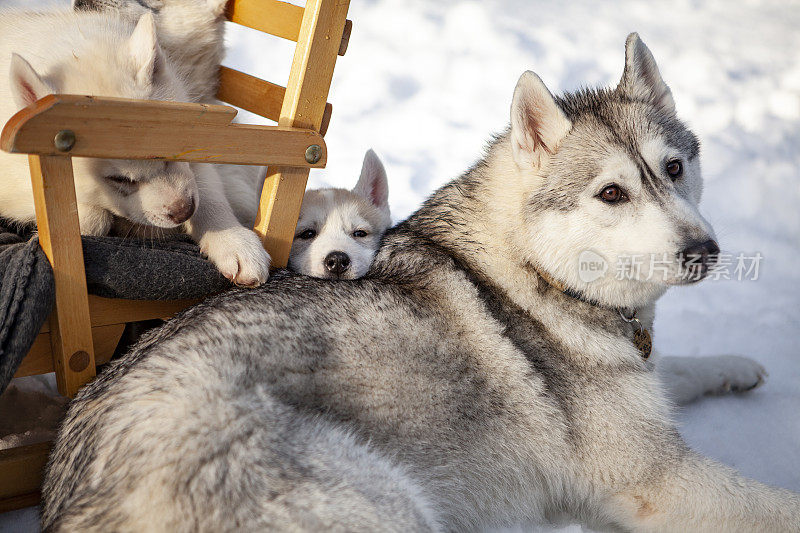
288,150 -> 391,279
8,12 -> 198,235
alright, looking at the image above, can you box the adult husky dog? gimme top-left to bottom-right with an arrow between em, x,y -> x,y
43,34 -> 799,531
0,8 -> 269,285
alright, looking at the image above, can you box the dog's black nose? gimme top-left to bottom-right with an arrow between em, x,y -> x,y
324,251 -> 351,277
166,197 -> 196,224
679,239 -> 720,267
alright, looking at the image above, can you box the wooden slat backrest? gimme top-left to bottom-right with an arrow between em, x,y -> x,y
252,0 -> 350,266
216,66 -> 333,135
216,1 -> 351,126
225,0 -> 305,42
224,0 -> 351,53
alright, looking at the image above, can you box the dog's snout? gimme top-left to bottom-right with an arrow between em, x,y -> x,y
324,251 -> 351,277
166,197 -> 196,224
679,239 -> 720,267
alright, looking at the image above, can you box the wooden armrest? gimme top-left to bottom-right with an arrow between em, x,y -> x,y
0,94 -> 327,168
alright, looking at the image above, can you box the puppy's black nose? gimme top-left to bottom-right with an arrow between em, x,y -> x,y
166,197 -> 195,224
679,239 -> 720,267
324,251 -> 351,277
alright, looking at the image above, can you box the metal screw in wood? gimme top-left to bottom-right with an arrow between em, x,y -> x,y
54,130 -> 76,152
305,144 -> 322,164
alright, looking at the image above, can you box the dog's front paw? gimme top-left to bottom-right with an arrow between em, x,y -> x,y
707,355 -> 767,394
199,227 -> 270,287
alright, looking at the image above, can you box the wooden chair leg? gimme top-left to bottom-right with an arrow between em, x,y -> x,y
254,0 -> 350,267
29,155 -> 96,397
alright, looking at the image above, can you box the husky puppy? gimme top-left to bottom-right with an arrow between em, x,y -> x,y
289,149 -> 392,279
72,0 -> 267,232
72,0 -> 228,103
43,34 -> 800,531
0,9 -> 270,286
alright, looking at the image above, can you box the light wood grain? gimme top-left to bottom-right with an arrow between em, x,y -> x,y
216,66 -> 333,133
17,296 -> 198,378
14,324 -> 125,378
254,0 -> 351,267
226,0 -> 351,57
2,95 -> 326,168
86,295 -> 200,326
37,296 -> 198,334
29,155 -> 96,397
226,0 -> 305,42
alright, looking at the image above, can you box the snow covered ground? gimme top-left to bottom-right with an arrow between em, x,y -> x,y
1,0 -> 799,531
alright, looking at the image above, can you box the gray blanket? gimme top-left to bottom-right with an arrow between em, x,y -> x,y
0,220 -> 231,393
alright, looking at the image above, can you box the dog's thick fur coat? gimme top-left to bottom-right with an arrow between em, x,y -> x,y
42,35 -> 800,531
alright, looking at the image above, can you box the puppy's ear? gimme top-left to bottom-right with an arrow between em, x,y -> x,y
206,0 -> 230,17
510,71 -> 571,171
72,0 -> 105,11
129,12 -> 161,87
617,33 -> 675,113
9,54 -> 54,108
353,149 -> 390,215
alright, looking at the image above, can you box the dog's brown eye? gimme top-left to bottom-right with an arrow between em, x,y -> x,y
666,159 -> 683,180
599,185 -> 627,204
297,229 -> 316,240
352,230 -> 368,238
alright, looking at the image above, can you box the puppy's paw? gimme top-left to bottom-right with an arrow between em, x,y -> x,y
200,226 -> 270,287
708,355 -> 767,395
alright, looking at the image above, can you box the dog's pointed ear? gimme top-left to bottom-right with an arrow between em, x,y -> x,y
72,0 -> 102,11
353,149 -> 390,215
617,33 -> 675,113
510,71 -> 571,171
207,0 -> 229,17
129,12 -> 160,86
9,54 -> 54,108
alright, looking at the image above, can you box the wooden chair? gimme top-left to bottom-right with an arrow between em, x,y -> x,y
0,0 -> 351,512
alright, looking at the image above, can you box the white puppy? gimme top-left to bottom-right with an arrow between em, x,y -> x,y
72,0 -> 227,103
289,150 -> 392,279
0,9 -> 269,286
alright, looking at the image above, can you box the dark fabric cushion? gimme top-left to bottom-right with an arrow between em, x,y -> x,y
0,219 -> 231,393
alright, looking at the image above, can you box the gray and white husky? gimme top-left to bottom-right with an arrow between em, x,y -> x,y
0,7 -> 270,286
43,34 -> 799,532
289,149 -> 392,279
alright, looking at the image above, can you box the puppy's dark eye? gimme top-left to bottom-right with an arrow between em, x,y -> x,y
297,229 -> 317,240
352,230 -> 368,238
665,159 -> 683,180
105,175 -> 138,193
598,184 -> 628,204
105,175 -> 136,185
